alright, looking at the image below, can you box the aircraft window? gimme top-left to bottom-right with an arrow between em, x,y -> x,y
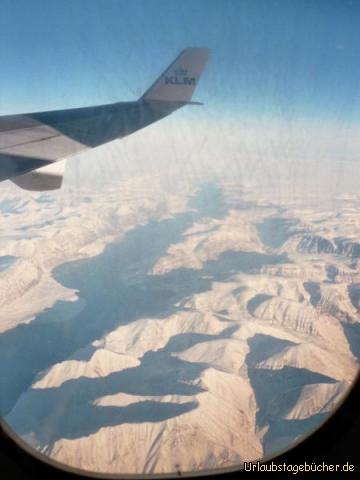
1,0 -> 359,477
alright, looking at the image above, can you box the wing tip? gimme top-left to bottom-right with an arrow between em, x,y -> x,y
140,46 -> 211,103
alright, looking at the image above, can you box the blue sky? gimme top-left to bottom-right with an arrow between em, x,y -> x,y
1,0 -> 360,196
1,0 -> 360,122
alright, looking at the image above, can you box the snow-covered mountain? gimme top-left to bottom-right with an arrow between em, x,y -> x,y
1,178 -> 359,475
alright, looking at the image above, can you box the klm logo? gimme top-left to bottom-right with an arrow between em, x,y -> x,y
165,76 -> 196,86
164,66 -> 196,86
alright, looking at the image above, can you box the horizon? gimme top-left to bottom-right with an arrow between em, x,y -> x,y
1,1 -> 359,198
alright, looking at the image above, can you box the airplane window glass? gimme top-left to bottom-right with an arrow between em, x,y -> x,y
1,0 -> 359,476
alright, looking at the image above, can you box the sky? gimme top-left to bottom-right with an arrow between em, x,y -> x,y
1,0 -> 360,195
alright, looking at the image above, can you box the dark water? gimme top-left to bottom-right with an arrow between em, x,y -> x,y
256,217 -> 300,249
188,182 -> 227,220
0,255 -> 16,272
2,182 -> 354,453
0,183 -> 291,420
0,185 -> 289,428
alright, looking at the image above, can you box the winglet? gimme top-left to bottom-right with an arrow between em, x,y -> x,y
140,47 -> 211,103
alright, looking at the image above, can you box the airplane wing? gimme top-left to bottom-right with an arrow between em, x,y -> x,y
10,160 -> 66,191
0,47 -> 211,191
